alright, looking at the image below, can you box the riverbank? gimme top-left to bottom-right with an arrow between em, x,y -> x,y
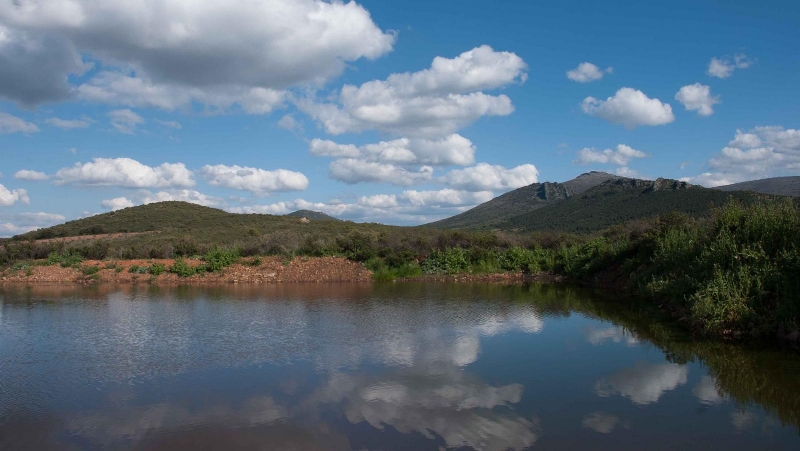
0,256 -> 372,285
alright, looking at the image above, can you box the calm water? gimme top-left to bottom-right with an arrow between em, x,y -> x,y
1,283 -> 799,450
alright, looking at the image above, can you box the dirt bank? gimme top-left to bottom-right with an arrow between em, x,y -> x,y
0,256 -> 372,285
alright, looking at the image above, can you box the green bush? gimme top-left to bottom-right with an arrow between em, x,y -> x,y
202,247 -> 240,272
169,258 -> 199,277
149,263 -> 167,276
81,265 -> 100,276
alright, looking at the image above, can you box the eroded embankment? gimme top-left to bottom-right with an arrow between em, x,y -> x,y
0,256 -> 372,285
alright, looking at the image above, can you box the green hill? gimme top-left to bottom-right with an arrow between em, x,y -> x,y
428,171 -> 621,229
716,176 -> 800,197
10,202 -> 364,245
500,178 -> 761,233
286,210 -> 341,221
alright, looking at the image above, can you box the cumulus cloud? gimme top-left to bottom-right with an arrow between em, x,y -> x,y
14,169 -> 49,181
311,134 -> 476,166
200,164 -> 309,195
0,194 -> 30,213
0,212 -> 66,237
55,157 -> 195,188
584,326 -> 639,346
300,45 -> 526,137
441,163 -> 539,191
692,376 -> 724,405
101,189 -> 221,211
0,0 -> 395,109
330,159 -> 434,186
707,53 -> 753,79
595,363 -> 688,405
574,144 -> 646,166
582,88 -> 675,129
45,116 -> 92,130
0,111 -> 38,134
0,182 -> 30,206
276,114 -> 303,134
0,24 -> 89,107
675,83 -> 719,116
683,126 -> 800,187
230,187 -> 498,225
566,62 -> 612,83
108,109 -> 144,134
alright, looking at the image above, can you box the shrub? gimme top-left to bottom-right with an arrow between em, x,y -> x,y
169,258 -> 198,277
149,263 -> 167,276
202,247 -> 240,272
81,265 -> 101,276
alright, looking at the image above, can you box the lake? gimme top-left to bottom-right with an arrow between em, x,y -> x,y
1,283 -> 799,450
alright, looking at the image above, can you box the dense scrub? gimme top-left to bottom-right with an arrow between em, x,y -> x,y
1,200 -> 797,342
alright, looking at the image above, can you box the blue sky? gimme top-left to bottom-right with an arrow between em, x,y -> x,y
1,0 -> 799,235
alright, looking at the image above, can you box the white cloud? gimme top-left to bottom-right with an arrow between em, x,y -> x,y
582,87 -> 675,129
311,134 -> 476,166
101,189 -> 221,210
230,188 -> 498,225
707,53 -> 753,79
0,111 -> 38,134
200,164 -> 309,195
595,363 -> 688,405
330,159 -> 434,186
79,72 -> 287,114
441,163 -> 538,191
0,212 -> 66,237
14,169 -> 49,181
566,62 -> 612,83
309,139 -> 361,158
300,45 -> 526,137
0,0 -> 395,108
574,144 -> 646,166
400,189 -> 494,207
55,157 -> 195,188
154,119 -> 181,129
45,116 -> 92,130
584,326 -> 639,346
0,182 -> 30,206
675,83 -> 719,116
276,114 -> 303,134
684,126 -> 800,187
108,109 -> 144,134
100,197 -> 135,211
614,166 -> 641,178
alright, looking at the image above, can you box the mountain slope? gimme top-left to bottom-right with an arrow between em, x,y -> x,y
500,178 -> 760,233
12,202 -> 357,243
428,171 -> 621,229
716,176 -> 800,197
286,210 -> 341,221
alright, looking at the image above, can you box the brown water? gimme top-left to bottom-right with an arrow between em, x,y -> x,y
1,283 -> 799,450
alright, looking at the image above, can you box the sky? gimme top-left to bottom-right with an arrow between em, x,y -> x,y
1,0 -> 799,235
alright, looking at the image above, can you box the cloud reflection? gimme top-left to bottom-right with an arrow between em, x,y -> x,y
595,362 -> 688,405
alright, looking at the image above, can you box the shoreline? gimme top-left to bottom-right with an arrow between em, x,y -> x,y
0,256 -> 569,286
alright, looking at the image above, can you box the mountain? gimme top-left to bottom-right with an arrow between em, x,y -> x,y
428,171 -> 621,229
716,176 -> 800,197
286,210 -> 341,221
500,178 -> 759,233
428,172 -> 765,233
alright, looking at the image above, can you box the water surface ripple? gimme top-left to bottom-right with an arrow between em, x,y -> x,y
1,283 -> 798,450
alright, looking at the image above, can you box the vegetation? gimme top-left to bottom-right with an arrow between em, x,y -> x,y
0,180 -> 797,343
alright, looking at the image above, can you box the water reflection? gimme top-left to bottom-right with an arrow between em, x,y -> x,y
1,283 -> 799,450
594,362 -> 689,405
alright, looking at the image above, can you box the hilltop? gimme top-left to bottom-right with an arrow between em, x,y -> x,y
428,172 -> 763,232
716,176 -> 800,197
